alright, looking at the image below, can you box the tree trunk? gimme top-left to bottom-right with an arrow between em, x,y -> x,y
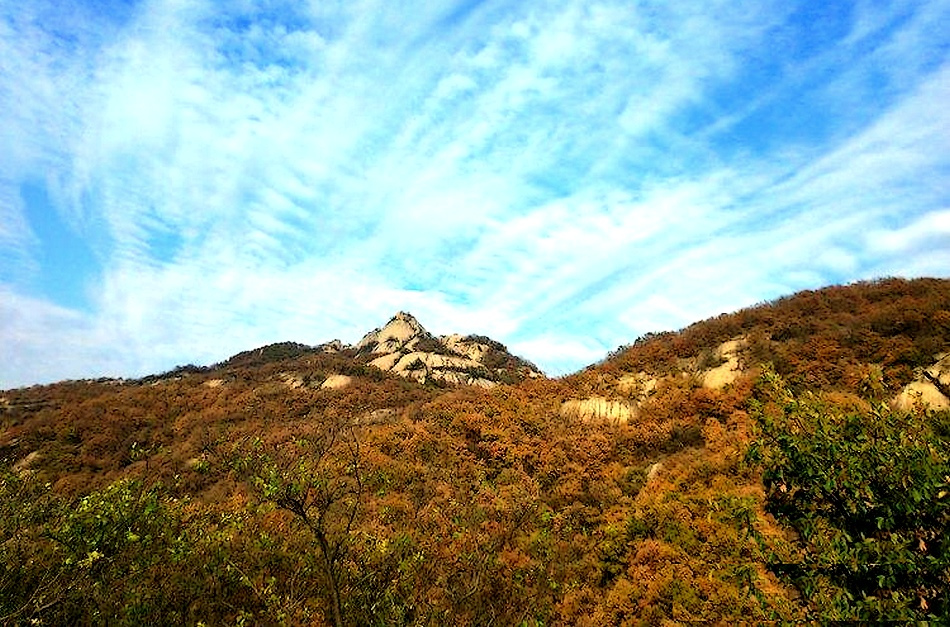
316,531 -> 344,627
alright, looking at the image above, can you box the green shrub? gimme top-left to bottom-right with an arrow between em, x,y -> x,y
747,368 -> 950,621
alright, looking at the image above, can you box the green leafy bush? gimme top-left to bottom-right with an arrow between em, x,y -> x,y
747,368 -> 950,621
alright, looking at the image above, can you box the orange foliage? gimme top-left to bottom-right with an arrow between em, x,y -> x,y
1,277 -> 947,624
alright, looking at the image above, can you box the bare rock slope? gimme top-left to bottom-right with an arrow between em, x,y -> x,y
894,352 -> 950,410
354,312 -> 542,387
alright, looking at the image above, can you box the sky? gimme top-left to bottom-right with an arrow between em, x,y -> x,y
1,0 -> 949,388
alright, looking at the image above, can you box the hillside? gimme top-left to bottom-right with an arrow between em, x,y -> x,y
1,277 -> 949,624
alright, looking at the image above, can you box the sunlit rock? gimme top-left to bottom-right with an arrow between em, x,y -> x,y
440,333 -> 491,361
701,338 -> 746,389
321,374 -> 353,390
355,312 -> 538,386
560,397 -> 634,425
356,312 -> 427,355
894,353 -> 950,410
617,372 -> 658,399
318,339 -> 344,353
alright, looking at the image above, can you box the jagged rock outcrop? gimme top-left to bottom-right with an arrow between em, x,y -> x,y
441,334 -> 492,361
894,353 -> 950,410
612,338 -> 747,401
355,312 -> 542,386
356,312 -> 428,355
317,339 -> 344,353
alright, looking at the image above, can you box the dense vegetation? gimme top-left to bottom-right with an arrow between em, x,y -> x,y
747,368 -> 950,621
1,277 -> 948,624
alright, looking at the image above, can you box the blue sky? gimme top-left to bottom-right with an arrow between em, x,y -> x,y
1,0 -> 949,388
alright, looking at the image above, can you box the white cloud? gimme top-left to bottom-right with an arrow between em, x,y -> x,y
510,336 -> 607,376
1,0 -> 949,387
866,209 -> 950,255
0,287 -> 126,387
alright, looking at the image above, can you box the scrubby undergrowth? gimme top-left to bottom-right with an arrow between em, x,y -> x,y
2,277 -> 949,624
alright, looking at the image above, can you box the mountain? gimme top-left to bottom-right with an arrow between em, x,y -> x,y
1,277 -> 949,625
130,312 -> 541,389
352,311 -> 542,386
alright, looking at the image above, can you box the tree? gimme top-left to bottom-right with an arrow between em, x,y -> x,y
746,368 -> 950,621
236,420 -> 363,627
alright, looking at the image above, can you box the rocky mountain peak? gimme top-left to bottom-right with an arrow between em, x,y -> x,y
356,311 -> 431,355
354,312 -> 542,387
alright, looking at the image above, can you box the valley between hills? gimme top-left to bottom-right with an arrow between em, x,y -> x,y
2,277 -> 949,624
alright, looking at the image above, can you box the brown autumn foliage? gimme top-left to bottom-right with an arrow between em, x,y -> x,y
0,277 -> 948,624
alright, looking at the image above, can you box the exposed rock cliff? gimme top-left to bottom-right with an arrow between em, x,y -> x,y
355,312 -> 542,386
560,397 -> 634,425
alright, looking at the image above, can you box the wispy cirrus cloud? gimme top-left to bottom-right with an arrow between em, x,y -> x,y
1,0 -> 948,387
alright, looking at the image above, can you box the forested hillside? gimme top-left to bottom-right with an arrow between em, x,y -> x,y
2,277 -> 948,624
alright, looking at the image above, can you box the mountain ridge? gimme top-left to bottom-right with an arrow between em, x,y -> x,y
67,311 -> 543,390
2,277 -> 949,624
